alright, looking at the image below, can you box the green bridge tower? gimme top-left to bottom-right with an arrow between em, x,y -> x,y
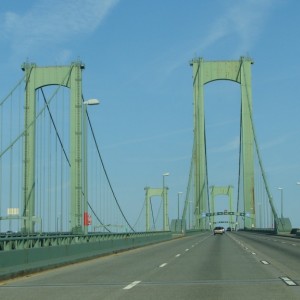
190,57 -> 255,229
22,61 -> 85,234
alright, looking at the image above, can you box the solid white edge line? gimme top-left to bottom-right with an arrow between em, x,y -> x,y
123,281 -> 141,290
159,263 -> 167,268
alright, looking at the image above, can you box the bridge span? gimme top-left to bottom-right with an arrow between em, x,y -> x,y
0,57 -> 297,299
1,231 -> 300,300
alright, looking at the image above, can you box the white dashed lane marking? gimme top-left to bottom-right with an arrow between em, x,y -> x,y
280,277 -> 297,286
159,263 -> 167,268
123,281 -> 141,290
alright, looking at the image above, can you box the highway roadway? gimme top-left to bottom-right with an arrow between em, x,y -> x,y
1,231 -> 300,299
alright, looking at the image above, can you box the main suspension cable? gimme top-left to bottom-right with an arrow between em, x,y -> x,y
85,102 -> 135,232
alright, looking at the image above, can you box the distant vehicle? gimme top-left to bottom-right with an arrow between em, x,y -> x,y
226,227 -> 232,231
213,226 -> 224,235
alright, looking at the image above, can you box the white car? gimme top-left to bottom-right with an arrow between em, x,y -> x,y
213,226 -> 224,235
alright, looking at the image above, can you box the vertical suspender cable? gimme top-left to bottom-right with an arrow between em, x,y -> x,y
86,109 -> 134,232
42,93 -> 46,230
60,133 -> 64,231
55,90 -> 58,232
18,84 -> 22,230
9,93 -> 13,230
48,96 -> 51,231
0,77 -> 24,232
36,91 -> 39,226
236,102 -> 243,227
241,63 -> 280,228
0,103 -> 2,232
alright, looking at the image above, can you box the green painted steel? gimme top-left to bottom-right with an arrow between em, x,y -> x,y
190,57 -> 255,229
190,58 -> 208,230
144,187 -> 169,231
0,232 -> 171,252
0,232 -> 172,280
21,62 -> 85,234
239,58 -> 255,228
210,185 -> 234,227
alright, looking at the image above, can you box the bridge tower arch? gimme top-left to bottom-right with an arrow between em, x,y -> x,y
210,185 -> 234,228
144,187 -> 169,231
22,61 -> 85,234
190,57 -> 255,229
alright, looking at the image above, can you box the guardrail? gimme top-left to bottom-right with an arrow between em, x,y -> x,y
242,227 -> 300,238
0,231 -> 173,280
0,231 -> 169,251
243,227 -> 276,234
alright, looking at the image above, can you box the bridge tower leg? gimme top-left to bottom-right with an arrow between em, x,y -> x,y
191,58 -> 208,230
21,61 -> 85,234
240,60 -> 255,228
190,57 -> 255,230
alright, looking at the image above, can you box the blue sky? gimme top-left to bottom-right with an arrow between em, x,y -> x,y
1,0 -> 300,228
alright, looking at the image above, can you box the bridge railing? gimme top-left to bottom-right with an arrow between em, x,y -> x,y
0,231 -> 171,252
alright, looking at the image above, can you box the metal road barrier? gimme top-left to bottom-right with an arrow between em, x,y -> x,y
0,231 -> 172,280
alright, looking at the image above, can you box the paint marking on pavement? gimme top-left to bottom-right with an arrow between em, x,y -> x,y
280,277 -> 297,286
175,254 -> 181,257
251,252 -> 256,255
261,260 -> 269,265
185,248 -> 189,252
159,263 -> 167,268
123,281 -> 141,290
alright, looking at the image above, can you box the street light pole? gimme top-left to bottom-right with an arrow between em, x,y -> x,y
189,201 -> 191,229
83,99 -> 100,234
277,187 -> 283,218
163,172 -> 169,190
297,183 -> 300,219
177,192 -> 182,220
162,172 -> 170,231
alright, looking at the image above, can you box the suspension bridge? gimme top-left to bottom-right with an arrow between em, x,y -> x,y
0,57 -> 294,280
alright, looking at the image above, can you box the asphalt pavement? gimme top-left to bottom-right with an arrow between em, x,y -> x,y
1,231 -> 300,299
